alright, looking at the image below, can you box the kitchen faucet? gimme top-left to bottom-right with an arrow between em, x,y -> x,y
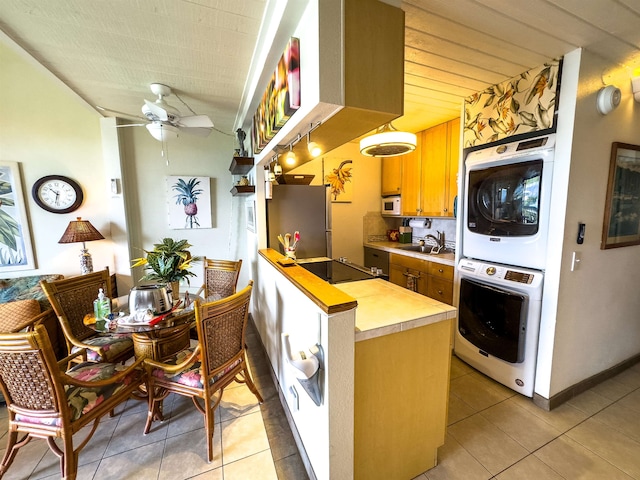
422,231 -> 446,251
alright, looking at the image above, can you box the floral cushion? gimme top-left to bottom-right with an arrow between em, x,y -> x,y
15,361 -> 141,426
151,347 -> 241,388
0,274 -> 63,311
71,334 -> 133,362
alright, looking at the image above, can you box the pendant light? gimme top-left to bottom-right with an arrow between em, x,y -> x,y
359,122 -> 416,157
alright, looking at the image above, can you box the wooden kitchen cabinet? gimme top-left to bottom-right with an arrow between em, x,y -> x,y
381,156 -> 402,196
389,253 -> 454,305
401,118 -> 460,217
400,134 -> 422,216
389,253 -> 429,296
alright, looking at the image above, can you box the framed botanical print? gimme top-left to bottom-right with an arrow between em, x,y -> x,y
0,162 -> 35,271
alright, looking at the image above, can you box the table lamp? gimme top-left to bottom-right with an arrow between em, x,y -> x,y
58,217 -> 105,274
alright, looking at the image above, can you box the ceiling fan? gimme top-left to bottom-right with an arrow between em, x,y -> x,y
98,83 -> 214,142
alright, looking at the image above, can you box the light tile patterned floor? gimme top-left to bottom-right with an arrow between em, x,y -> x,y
2,324 -> 640,480
416,356 -> 640,480
0,321 -> 308,480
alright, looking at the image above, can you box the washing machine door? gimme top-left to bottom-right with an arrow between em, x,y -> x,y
458,277 -> 528,363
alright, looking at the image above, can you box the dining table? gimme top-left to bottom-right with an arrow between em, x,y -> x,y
84,293 -> 219,422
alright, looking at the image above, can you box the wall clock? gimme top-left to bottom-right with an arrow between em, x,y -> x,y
32,175 -> 84,214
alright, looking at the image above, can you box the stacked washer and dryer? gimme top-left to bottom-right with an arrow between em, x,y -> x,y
455,134 -> 556,397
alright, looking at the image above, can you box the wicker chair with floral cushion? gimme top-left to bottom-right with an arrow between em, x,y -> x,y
202,258 -> 242,299
143,281 -> 262,462
40,269 -> 133,364
0,324 -> 144,480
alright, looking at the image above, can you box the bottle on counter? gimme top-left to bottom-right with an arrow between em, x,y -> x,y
93,288 -> 111,321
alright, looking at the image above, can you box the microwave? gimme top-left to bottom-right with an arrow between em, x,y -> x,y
381,196 -> 401,216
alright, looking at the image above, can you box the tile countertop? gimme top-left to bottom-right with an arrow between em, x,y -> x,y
334,279 -> 456,342
363,241 -> 455,266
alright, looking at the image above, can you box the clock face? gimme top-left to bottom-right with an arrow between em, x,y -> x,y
32,176 -> 84,214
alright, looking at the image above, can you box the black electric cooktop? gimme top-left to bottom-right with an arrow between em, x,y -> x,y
298,259 -> 377,284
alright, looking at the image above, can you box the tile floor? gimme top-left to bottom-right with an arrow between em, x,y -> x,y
2,326 -> 640,480
0,321 -> 309,480
417,355 -> 640,480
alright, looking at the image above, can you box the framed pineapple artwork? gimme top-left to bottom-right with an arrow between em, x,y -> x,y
166,176 -> 212,229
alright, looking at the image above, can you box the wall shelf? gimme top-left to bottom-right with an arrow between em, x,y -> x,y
229,156 -> 254,175
230,185 -> 255,196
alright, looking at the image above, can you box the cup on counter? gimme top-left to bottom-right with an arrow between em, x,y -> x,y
284,247 -> 296,260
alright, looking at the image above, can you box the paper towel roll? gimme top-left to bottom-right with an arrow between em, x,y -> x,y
409,219 -> 426,228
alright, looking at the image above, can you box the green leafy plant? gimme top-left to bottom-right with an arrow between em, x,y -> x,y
131,238 -> 200,285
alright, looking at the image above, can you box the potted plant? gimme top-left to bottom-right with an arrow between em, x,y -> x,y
131,238 -> 200,297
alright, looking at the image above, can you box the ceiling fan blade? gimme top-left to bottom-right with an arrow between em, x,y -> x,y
96,105 -> 146,121
176,115 -> 214,128
179,126 -> 213,137
143,99 -> 169,121
114,123 -> 147,128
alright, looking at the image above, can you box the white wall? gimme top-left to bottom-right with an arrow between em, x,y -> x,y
117,124 -> 241,293
535,48 -> 640,399
0,36 -> 113,278
545,48 -> 640,397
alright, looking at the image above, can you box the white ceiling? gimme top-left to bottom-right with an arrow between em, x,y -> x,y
2,0 -> 640,140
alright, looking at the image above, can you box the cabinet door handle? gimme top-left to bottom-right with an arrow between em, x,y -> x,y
438,268 -> 444,273
437,289 -> 443,295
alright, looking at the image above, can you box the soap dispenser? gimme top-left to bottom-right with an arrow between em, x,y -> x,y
93,288 -> 111,320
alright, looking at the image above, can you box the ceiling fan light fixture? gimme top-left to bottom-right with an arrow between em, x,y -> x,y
360,124 -> 417,157
146,122 -> 179,142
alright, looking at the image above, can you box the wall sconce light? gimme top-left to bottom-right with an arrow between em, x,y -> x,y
596,85 -> 621,115
632,76 -> 640,103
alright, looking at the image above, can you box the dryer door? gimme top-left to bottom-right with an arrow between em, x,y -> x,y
458,277 -> 528,363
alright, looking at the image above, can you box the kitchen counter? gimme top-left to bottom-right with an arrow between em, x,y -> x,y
334,278 -> 456,342
364,240 -> 455,266
255,248 -> 455,479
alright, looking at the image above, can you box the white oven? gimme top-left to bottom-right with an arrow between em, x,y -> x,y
381,195 -> 401,216
462,134 -> 555,270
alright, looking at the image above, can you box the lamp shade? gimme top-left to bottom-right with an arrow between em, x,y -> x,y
360,124 -> 417,157
58,217 -> 105,244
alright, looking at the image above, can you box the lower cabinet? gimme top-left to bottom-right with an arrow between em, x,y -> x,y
389,253 -> 453,305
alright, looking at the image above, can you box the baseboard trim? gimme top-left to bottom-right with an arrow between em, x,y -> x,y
533,352 -> 640,411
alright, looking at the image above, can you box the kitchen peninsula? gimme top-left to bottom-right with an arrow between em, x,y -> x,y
253,248 -> 456,480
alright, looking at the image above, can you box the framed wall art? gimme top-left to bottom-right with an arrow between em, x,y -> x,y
0,162 -> 35,271
602,142 -> 640,249
246,199 -> 256,233
166,176 -> 212,229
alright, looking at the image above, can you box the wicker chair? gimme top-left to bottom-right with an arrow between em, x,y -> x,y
143,281 -> 262,462
40,269 -> 134,364
202,258 -> 242,298
0,324 -> 145,480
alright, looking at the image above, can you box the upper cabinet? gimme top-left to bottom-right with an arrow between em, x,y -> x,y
399,118 -> 460,217
381,156 -> 403,196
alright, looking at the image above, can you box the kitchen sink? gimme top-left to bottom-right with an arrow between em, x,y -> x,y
399,244 -> 454,256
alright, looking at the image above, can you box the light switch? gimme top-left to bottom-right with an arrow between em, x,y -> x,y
571,251 -> 581,271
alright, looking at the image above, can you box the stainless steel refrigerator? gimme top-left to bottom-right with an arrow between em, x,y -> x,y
266,185 -> 332,259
